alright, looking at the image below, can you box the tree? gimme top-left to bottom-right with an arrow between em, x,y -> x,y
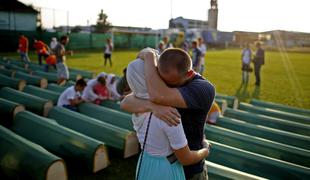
95,9 -> 112,33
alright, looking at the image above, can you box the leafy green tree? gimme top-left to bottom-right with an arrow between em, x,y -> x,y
95,9 -> 111,33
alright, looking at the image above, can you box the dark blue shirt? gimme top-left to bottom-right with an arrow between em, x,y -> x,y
177,74 -> 215,179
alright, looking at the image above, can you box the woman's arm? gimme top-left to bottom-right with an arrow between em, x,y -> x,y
174,145 -> 209,166
121,94 -> 181,126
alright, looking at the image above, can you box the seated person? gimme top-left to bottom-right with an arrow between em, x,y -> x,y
106,68 -> 131,101
57,79 -> 87,111
206,102 -> 221,125
93,78 -> 110,104
82,76 -> 108,104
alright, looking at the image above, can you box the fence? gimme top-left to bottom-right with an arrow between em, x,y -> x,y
0,30 -> 158,52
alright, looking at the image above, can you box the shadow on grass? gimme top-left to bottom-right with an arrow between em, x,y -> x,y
67,148 -> 138,180
235,82 -> 260,102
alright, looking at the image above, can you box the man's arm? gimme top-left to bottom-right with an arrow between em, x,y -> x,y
141,50 -> 187,108
121,94 -> 181,126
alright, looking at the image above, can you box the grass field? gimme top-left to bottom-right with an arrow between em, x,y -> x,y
2,48 -> 309,109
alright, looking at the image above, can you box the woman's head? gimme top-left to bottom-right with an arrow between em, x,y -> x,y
126,58 -> 149,99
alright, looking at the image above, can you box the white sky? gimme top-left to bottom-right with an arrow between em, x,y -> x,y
20,0 -> 310,32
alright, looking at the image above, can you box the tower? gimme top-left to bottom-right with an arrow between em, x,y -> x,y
208,0 -> 218,30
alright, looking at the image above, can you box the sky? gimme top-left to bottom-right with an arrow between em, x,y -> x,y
20,0 -> 310,32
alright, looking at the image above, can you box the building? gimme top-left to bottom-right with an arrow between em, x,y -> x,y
169,0 -> 218,31
169,16 -> 208,30
208,0 -> 218,30
0,0 -> 40,31
262,30 -> 310,48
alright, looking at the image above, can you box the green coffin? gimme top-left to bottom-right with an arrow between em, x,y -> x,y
206,140 -> 310,179
239,103 -> 310,125
14,72 -> 48,88
6,64 -> 31,74
12,111 -> 109,173
0,74 -> 26,91
23,85 -> 60,105
224,108 -> 310,137
33,71 -> 58,83
46,83 -> 66,93
78,102 -> 134,131
0,126 -> 67,180
0,98 -> 25,127
48,107 -> 139,158
100,100 -> 129,114
206,123 -> 310,167
69,68 -> 95,79
215,94 -> 238,109
206,161 -> 267,180
63,80 -> 76,87
0,68 -> 14,77
7,59 -> 26,67
0,87 -> 53,117
250,99 -> 310,117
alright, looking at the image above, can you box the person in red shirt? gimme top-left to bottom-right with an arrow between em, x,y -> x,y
33,39 -> 49,65
93,77 -> 111,105
18,33 -> 30,68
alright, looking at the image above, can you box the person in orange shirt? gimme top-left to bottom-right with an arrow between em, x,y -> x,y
18,33 -> 30,68
206,102 -> 221,125
33,39 -> 49,65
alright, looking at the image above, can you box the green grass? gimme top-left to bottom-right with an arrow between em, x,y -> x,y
4,48 -> 308,109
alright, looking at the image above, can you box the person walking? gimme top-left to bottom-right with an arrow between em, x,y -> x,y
17,33 -> 30,68
253,42 -> 265,86
54,35 -> 72,85
103,38 -> 113,67
33,39 -> 49,65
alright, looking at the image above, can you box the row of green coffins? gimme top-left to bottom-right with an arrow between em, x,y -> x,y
206,122 -> 310,167
0,98 -> 269,180
0,125 -> 67,180
238,102 -> 310,125
0,98 -> 109,179
1,58 -> 95,80
0,68 -> 47,88
250,99 -> 310,117
224,108 -> 310,137
93,96 -> 310,179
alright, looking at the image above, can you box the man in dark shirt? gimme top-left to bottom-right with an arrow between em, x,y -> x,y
121,48 -> 215,179
191,40 -> 202,73
253,42 -> 265,86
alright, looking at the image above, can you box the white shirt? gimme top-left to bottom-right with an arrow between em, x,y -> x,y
198,44 -> 207,56
198,44 -> 207,65
133,112 -> 188,156
106,74 -> 121,100
82,79 -> 99,102
50,40 -> 58,50
104,43 -> 113,54
57,86 -> 81,106
242,48 -> 252,64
